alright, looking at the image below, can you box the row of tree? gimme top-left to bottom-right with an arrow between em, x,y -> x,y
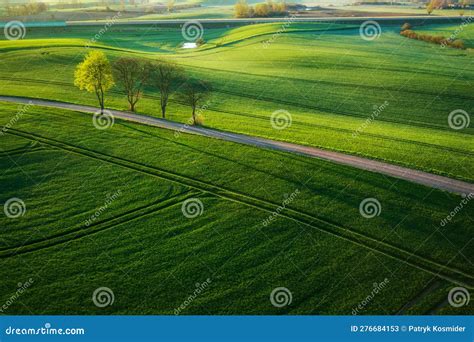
235,0 -> 287,18
5,2 -> 48,16
74,51 -> 212,125
400,23 -> 465,49
426,0 -> 470,15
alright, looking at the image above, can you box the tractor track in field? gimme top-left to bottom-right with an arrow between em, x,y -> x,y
205,106 -> 474,157
396,280 -> 442,314
210,88 -> 470,133
0,147 -> 44,158
0,77 -> 472,158
184,64 -> 474,104
4,127 -> 474,289
0,143 -> 47,157
0,191 -> 197,259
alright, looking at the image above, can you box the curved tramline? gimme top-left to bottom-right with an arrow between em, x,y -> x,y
0,191 -> 197,258
4,127 -> 474,290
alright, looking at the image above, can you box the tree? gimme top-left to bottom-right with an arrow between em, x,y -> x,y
151,60 -> 183,119
451,39 -> 465,49
178,79 -> 212,125
427,1 -> 434,14
235,0 -> 250,18
74,51 -> 114,114
167,0 -> 175,12
459,1 -> 466,16
255,3 -> 270,16
113,58 -> 151,112
401,22 -> 411,31
196,37 -> 205,46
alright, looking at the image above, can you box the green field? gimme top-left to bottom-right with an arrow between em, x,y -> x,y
0,22 -> 472,181
0,19 -> 473,314
0,103 -> 472,314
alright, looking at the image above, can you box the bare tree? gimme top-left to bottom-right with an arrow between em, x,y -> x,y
151,60 -> 183,119
113,57 -> 151,112
178,79 -> 212,125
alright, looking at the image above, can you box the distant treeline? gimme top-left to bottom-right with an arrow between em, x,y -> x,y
235,0 -> 287,18
5,2 -> 48,16
400,23 -> 465,49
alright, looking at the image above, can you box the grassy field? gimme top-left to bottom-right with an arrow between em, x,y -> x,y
0,103 -> 472,314
0,19 -> 472,315
0,22 -> 472,182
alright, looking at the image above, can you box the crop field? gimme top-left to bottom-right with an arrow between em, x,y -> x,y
0,103 -> 472,314
0,22 -> 472,181
0,18 -> 472,315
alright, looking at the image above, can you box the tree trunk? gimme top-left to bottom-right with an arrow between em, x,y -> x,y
99,87 -> 105,115
160,92 -> 168,119
192,106 -> 196,125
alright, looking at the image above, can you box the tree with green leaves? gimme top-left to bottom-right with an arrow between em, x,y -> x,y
167,0 -> 175,12
113,57 -> 151,112
427,1 -> 434,15
234,0 -> 250,18
178,79 -> 212,125
74,51 -> 114,114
